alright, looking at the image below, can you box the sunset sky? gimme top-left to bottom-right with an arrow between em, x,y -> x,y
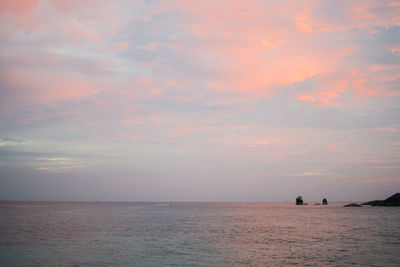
0,0 -> 399,201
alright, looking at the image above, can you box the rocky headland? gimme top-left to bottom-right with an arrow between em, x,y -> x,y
344,203 -> 362,207
362,193 -> 400,206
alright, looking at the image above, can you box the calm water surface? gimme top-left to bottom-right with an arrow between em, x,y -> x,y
0,202 -> 399,266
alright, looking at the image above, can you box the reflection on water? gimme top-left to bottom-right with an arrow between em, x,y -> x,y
0,202 -> 399,266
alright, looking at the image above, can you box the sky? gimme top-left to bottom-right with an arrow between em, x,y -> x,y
0,0 -> 399,202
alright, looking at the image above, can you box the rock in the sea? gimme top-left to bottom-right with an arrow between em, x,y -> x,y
322,198 -> 328,205
296,196 -> 303,205
344,203 -> 362,207
362,193 -> 400,206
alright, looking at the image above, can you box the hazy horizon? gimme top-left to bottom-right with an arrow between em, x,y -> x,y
1,0 -> 399,202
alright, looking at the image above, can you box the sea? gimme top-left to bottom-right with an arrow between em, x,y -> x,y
0,202 -> 399,266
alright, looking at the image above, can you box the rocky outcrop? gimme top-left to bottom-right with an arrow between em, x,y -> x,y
362,193 -> 400,206
322,198 -> 328,205
362,200 -> 384,206
296,196 -> 303,205
344,203 -> 362,207
384,193 -> 400,205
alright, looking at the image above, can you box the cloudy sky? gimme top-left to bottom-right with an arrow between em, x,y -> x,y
0,0 -> 399,201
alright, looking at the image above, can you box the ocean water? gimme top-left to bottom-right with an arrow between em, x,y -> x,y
0,202 -> 399,266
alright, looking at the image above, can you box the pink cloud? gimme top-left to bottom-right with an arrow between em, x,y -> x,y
169,0 -> 400,108
0,0 -> 38,15
2,0 -> 397,110
0,0 -> 122,44
2,68 -> 96,103
389,1 -> 400,7
347,0 -> 400,27
288,150 -> 309,155
66,20 -> 104,43
325,142 -> 346,152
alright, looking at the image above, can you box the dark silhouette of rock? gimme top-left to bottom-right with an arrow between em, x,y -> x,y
362,193 -> 400,206
344,203 -> 362,207
384,193 -> 400,205
362,200 -> 384,206
296,196 -> 303,205
322,198 -> 328,205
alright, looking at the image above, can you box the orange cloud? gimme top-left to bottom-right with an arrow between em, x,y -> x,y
295,8 -> 315,33
375,127 -> 398,132
297,88 -> 345,107
254,138 -> 273,145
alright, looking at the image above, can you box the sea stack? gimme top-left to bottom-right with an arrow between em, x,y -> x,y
322,198 -> 328,205
296,196 -> 303,205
